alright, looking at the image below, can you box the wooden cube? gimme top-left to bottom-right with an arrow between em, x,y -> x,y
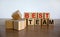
12,10 -> 22,20
42,19 -> 48,25
43,13 -> 50,19
41,19 -> 49,28
49,19 -> 54,25
38,13 -> 43,19
28,18 -> 34,25
14,19 -> 26,30
5,20 -> 14,29
24,12 -> 29,19
34,19 -> 40,25
31,12 -> 37,19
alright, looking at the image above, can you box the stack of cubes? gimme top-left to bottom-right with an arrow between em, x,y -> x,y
5,10 -> 26,30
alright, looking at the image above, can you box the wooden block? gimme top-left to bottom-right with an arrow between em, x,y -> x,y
5,20 -> 14,29
38,13 -> 43,19
42,19 -> 48,25
41,19 -> 50,28
31,13 -> 37,19
28,18 -> 34,25
12,10 -> 22,20
45,13 -> 50,19
19,20 -> 26,30
25,13 -> 32,19
24,12 -> 29,19
34,19 -> 40,25
49,19 -> 54,25
14,19 -> 26,30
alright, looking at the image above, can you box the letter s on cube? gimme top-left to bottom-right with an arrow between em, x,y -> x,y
38,13 -> 43,19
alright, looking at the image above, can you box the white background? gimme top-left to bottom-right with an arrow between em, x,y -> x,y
0,0 -> 60,19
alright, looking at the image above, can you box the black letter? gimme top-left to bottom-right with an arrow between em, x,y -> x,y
49,19 -> 54,24
29,20 -> 32,24
36,19 -> 39,24
43,19 -> 47,24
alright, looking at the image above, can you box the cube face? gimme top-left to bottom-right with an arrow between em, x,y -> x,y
31,13 -> 37,19
42,19 -> 48,25
12,10 -> 22,20
28,18 -> 35,25
49,19 -> 54,25
14,19 -> 26,30
34,19 -> 40,25
38,13 -> 43,19
12,13 -> 20,20
14,21 -> 18,30
24,12 -> 29,19
5,20 -> 14,29
45,13 -> 50,19
18,20 -> 26,30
